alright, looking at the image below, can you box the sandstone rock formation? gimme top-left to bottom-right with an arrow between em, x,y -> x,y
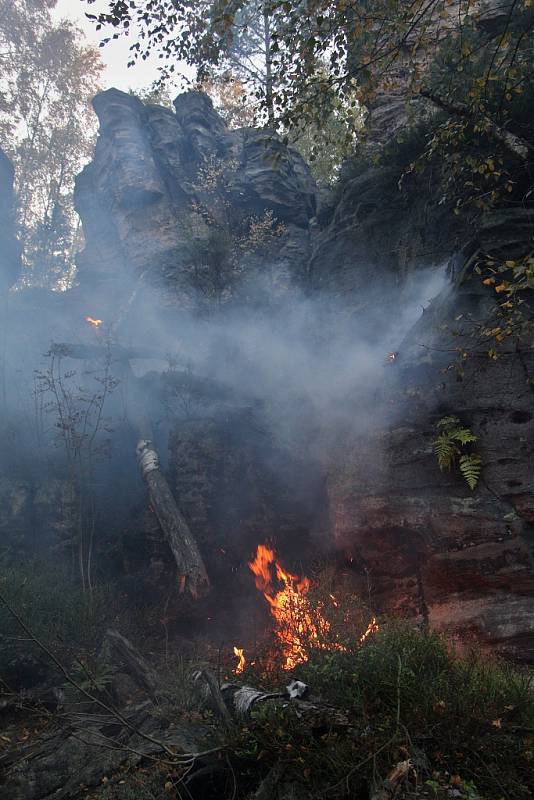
75,88 -> 315,308
323,206 -> 534,661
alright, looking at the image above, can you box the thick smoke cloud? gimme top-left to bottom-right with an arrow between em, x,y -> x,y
0,264 -> 448,479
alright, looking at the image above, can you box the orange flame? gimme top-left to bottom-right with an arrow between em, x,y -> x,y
85,316 -> 103,328
233,646 -> 246,674
234,544 -> 380,673
233,545 -> 379,674
247,545 -> 341,670
359,616 -> 379,644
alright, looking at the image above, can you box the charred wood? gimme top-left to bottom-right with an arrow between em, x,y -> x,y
48,342 -> 167,362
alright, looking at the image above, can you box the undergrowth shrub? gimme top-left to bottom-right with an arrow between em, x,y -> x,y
0,559 -> 110,685
228,622 -> 534,799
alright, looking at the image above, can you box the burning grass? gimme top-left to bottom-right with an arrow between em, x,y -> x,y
1,562 -> 533,800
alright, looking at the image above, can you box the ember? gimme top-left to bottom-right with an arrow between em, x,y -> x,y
385,351 -> 398,364
85,315 -> 103,328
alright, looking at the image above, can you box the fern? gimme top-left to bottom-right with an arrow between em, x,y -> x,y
433,434 -> 460,470
436,415 -> 461,430
450,428 -> 478,445
432,416 -> 482,490
459,454 -> 482,490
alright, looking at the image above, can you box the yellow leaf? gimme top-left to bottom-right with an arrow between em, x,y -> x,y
483,277 -> 495,285
495,283 -> 508,293
492,718 -> 502,728
505,260 -> 516,267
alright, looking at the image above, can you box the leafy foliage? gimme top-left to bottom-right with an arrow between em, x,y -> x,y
433,416 -> 481,490
89,1 -> 533,157
180,155 -> 286,303
459,453 -> 483,491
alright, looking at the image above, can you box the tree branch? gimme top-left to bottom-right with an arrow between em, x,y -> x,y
420,89 -> 533,161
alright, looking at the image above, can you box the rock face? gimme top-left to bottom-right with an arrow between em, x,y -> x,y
324,207 -> 534,661
75,89 -> 315,303
0,149 -> 21,291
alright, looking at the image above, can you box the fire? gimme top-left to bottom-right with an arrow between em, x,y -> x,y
233,646 -> 246,674
85,316 -> 103,328
232,545 -> 379,674
248,544 -> 318,670
247,544 -> 359,670
359,616 -> 379,644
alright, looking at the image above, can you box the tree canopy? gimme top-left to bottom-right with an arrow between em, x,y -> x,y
0,0 -> 103,288
87,1 -> 533,148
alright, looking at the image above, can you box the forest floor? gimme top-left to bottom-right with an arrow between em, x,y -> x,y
1,567 -> 533,800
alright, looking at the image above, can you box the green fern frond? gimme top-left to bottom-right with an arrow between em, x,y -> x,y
436,415 -> 460,430
459,454 -> 482,490
433,435 -> 460,470
433,416 -> 482,490
450,428 -> 478,445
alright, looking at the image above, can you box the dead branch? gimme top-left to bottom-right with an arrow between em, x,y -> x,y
370,760 -> 412,800
49,342 -> 165,362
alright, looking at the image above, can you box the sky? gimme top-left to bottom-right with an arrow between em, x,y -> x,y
52,0 -> 192,93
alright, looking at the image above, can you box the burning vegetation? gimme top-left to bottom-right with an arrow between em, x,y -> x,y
234,544 -> 378,674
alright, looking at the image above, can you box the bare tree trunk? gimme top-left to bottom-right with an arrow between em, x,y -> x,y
263,4 -> 275,127
136,438 -> 210,599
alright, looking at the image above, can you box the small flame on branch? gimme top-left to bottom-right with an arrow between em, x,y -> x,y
233,646 -> 246,674
359,616 -> 379,644
385,351 -> 398,364
85,316 -> 103,329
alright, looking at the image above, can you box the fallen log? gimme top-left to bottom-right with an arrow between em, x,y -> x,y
48,342 -> 165,362
136,437 -> 210,599
193,672 -> 351,729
